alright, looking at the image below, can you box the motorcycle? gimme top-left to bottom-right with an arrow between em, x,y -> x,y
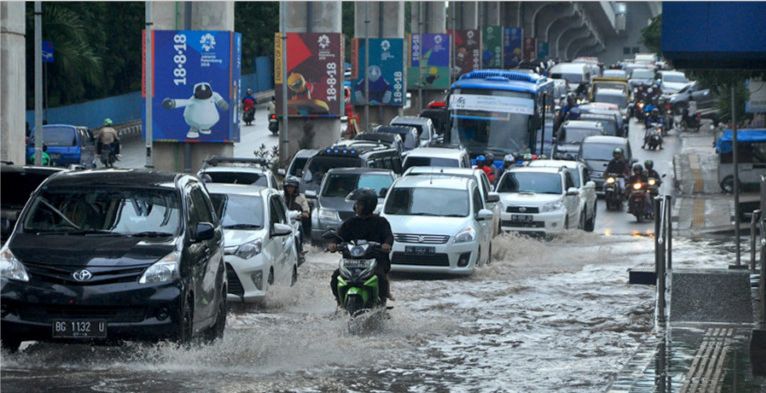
324,231 -> 384,317
628,181 -> 653,222
680,107 -> 701,132
268,113 -> 279,136
647,177 -> 661,198
604,173 -> 624,211
243,106 -> 255,126
643,123 -> 664,150
99,144 -> 117,168
663,102 -> 674,130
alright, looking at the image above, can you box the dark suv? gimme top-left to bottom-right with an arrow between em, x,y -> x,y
0,170 -> 227,351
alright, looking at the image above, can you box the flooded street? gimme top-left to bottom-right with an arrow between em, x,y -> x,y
2,232 -> 740,392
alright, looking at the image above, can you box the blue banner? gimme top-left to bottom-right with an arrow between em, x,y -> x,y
42,40 -> 54,63
146,30 -> 241,143
503,27 -> 523,68
352,38 -> 405,106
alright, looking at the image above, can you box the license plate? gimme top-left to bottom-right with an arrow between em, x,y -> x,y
510,214 -> 533,223
405,246 -> 435,255
49,153 -> 61,160
52,320 -> 107,339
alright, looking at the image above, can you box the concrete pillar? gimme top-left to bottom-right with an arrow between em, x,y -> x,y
150,1 -> 235,173
0,2 -> 26,165
410,2 -> 446,113
561,27 -> 592,61
354,1 -> 405,128
552,17 -> 586,60
568,34 -> 598,60
450,1 -> 478,30
522,2 -> 546,38
481,2 -> 501,26
536,4 -> 577,42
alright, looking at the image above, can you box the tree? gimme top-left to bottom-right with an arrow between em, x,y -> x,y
640,15 -> 661,54
235,2 -> 279,74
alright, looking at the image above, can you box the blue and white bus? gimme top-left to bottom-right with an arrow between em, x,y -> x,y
448,70 -> 554,163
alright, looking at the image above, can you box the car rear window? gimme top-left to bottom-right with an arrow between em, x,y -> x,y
206,171 -> 268,187
497,172 -> 562,195
321,173 -> 393,198
402,156 -> 459,171
41,126 -> 76,147
210,193 -> 264,230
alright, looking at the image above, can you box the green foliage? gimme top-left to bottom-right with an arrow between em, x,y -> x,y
640,15 -> 661,54
235,2 -> 278,74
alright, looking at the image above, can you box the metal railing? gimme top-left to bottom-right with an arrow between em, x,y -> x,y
654,194 -> 673,325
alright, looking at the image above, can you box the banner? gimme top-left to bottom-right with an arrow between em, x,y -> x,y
449,94 -> 534,115
537,41 -> 549,61
144,30 -> 241,143
482,25 -> 503,68
503,27 -> 523,68
274,32 -> 343,117
408,33 -> 451,90
746,78 -> 766,113
450,29 -> 481,77
524,37 -> 537,61
351,38 -> 405,106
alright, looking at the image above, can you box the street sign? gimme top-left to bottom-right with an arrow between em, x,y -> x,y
42,40 -> 54,63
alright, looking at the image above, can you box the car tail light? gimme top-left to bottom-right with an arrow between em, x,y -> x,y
270,114 -> 277,120
427,100 -> 446,109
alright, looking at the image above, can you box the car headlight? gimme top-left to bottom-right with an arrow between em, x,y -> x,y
0,245 -> 29,282
139,251 -> 180,284
541,201 -> 564,213
235,240 -> 262,260
318,208 -> 340,223
455,227 -> 476,243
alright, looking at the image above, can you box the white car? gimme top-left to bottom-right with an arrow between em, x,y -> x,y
206,184 -> 299,302
527,160 -> 597,232
402,166 -> 503,236
496,167 -> 582,234
401,147 -> 471,172
658,70 -> 689,94
382,176 -> 494,275
390,115 -> 436,147
198,157 -> 279,190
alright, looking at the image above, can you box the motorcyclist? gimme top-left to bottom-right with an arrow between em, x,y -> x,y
644,160 -> 661,182
328,188 -> 394,304
496,154 -> 516,186
475,155 -> 495,184
484,152 -> 498,183
627,163 -> 652,215
97,118 -> 120,160
645,107 -> 663,128
605,148 -> 630,192
556,93 -> 577,131
242,88 -> 256,126
283,176 -> 310,259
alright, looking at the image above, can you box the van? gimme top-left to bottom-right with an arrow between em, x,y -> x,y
26,124 -> 97,168
549,63 -> 591,91
389,116 -> 436,147
579,135 -> 633,193
715,129 -> 766,192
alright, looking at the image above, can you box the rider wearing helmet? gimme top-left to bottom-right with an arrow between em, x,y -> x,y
97,118 -> 121,159
644,160 -> 661,183
328,188 -> 394,304
605,148 -> 630,191
628,163 -> 645,185
644,107 -> 662,128
475,155 -> 496,184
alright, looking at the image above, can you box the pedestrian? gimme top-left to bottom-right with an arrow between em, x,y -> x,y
28,144 -> 50,166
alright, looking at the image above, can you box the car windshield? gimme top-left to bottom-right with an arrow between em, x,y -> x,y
580,116 -> 617,135
209,193 -> 264,229
289,157 -> 309,177
403,156 -> 460,171
39,126 -> 76,147
594,93 -> 627,107
631,69 -> 654,79
321,173 -> 393,198
562,127 -> 601,144
205,171 -> 269,187
582,143 -> 623,161
663,74 -> 688,83
497,172 -> 562,194
305,156 -> 363,183
384,187 -> 469,217
603,70 -> 626,78
23,187 -> 181,236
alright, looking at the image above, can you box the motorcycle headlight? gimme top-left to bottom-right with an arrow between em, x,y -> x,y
318,208 -> 340,224
606,177 -> 616,184
0,246 -> 29,282
139,251 -> 180,284
648,179 -> 656,186
633,182 -> 642,190
541,201 -> 564,213
455,227 -> 476,243
235,240 -> 262,260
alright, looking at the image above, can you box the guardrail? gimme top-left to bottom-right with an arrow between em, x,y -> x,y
654,194 -> 672,326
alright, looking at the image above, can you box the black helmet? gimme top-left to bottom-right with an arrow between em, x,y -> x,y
633,164 -> 643,173
613,147 -> 623,158
348,188 -> 377,215
644,160 -> 654,169
283,176 -> 300,188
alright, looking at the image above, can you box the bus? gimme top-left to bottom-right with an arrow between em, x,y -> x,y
448,70 -> 554,164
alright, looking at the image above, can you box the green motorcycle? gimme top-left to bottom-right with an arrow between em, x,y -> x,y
326,232 -> 384,316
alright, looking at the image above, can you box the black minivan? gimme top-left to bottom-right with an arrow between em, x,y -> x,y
0,170 -> 227,351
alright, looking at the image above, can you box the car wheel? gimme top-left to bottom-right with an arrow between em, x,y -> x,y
1,338 -> 21,353
290,265 -> 298,287
720,176 -> 739,193
174,295 -> 194,344
204,287 -> 227,342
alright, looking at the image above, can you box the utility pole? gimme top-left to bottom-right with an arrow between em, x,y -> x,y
417,2 -> 423,112
279,1 -> 289,165
34,2 -> 42,166
364,2 -> 370,132
145,1 -> 154,168
733,84 -> 741,266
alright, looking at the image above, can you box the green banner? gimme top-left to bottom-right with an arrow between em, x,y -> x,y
482,25 -> 503,68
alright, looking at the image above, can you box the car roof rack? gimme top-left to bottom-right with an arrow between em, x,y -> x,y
201,156 -> 271,169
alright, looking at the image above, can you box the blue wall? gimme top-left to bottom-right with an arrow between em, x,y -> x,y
26,60 -> 274,128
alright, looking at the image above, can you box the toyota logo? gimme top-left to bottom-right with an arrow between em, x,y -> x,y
72,269 -> 93,282
519,207 -> 527,212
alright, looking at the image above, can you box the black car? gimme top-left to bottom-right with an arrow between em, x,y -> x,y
0,170 -> 227,351
1,164 -> 65,243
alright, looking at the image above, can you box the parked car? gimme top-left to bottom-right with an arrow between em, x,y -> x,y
657,70 -> 689,94
1,164 -> 65,243
402,166 -> 503,236
310,168 -> 396,243
553,120 -> 605,160
665,81 -> 716,113
26,124 -> 97,168
0,170 -> 227,351
207,184 -> 299,302
496,167 -> 582,234
389,116 -> 436,147
579,135 -> 634,193
527,160 -> 597,232
401,147 -> 471,172
382,176 -> 494,275
198,156 -> 278,190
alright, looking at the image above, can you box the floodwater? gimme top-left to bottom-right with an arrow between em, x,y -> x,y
0,233 -> 741,392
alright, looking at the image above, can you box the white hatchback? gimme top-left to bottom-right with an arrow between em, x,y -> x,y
527,160 -> 598,232
382,176 -> 494,275
206,184 -> 299,302
496,167 -> 582,234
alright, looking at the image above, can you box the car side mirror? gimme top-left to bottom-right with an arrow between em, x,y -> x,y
277,168 -> 286,177
566,187 -> 579,196
271,223 -> 293,237
305,190 -> 317,199
477,209 -> 494,221
486,192 -> 500,203
193,222 -> 215,242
